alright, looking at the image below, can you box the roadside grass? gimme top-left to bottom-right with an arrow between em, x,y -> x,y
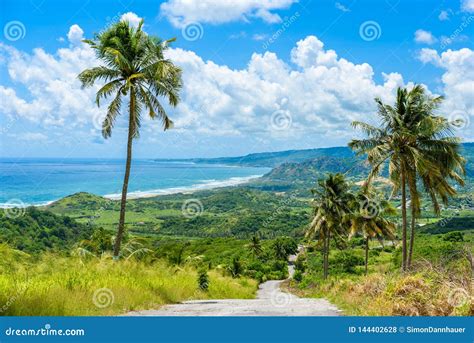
286,269 -> 472,316
285,233 -> 473,316
0,245 -> 257,316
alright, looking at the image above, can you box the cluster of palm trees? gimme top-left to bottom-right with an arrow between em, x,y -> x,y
308,85 -> 465,277
306,173 -> 396,278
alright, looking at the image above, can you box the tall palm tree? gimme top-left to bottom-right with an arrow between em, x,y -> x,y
306,173 -> 353,279
349,85 -> 465,270
349,191 -> 396,275
78,20 -> 182,258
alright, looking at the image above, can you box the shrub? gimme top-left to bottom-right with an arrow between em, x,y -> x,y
293,270 -> 303,282
332,251 -> 364,274
227,256 -> 244,278
294,255 -> 306,272
443,231 -> 464,242
198,269 -> 209,291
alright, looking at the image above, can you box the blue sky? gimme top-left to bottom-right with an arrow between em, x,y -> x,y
0,0 -> 473,158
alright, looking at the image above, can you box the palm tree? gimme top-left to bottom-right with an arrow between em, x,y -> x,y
349,191 -> 396,275
406,116 -> 465,267
349,85 -> 465,270
306,173 -> 353,279
78,20 -> 182,258
248,234 -> 263,257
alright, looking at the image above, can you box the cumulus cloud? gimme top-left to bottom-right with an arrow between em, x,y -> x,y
0,33 -> 100,127
418,47 -> 474,139
120,12 -> 142,28
67,24 -> 84,45
414,29 -> 437,44
163,35 -> 407,143
1,25 -> 472,153
461,0 -> 474,12
159,0 -> 297,27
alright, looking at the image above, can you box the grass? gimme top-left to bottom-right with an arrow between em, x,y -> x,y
285,232 -> 473,316
286,269 -> 472,316
0,245 -> 257,316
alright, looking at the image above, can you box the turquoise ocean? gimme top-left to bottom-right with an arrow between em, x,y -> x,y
0,158 -> 270,206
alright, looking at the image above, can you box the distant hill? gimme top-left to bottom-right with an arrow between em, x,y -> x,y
156,143 -> 474,173
262,156 -> 370,182
156,146 -> 354,167
420,216 -> 474,234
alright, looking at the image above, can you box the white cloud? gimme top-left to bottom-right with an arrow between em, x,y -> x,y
461,0 -> 474,12
159,0 -> 297,27
120,12 -> 142,28
418,47 -> 474,139
1,25 -> 472,152
414,29 -> 437,44
67,24 -> 84,45
438,10 -> 450,20
162,35 -> 406,142
418,48 -> 441,65
335,2 -> 350,12
0,28 -> 100,127
252,33 -> 268,41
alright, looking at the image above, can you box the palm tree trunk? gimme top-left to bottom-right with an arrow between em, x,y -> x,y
113,91 -> 135,259
401,171 -> 408,271
323,232 -> 330,279
365,237 -> 369,275
407,203 -> 416,269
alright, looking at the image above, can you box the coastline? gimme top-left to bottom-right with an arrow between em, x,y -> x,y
103,174 -> 263,200
0,174 -> 264,208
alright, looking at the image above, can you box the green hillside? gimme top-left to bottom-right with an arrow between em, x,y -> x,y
156,146 -> 354,167
157,143 -> 474,170
0,207 -> 93,253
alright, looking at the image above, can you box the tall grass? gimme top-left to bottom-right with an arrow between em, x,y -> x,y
286,265 -> 473,316
0,245 -> 257,316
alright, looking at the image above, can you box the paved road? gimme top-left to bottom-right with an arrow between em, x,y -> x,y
126,251 -> 341,316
